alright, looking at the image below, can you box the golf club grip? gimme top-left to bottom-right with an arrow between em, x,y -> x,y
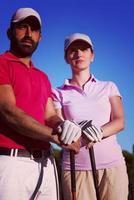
89,147 -> 101,200
70,150 -> 76,200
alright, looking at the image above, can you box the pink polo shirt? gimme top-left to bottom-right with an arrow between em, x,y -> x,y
0,51 -> 52,150
52,75 -> 125,170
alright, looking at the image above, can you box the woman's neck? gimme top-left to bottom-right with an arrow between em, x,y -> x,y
70,70 -> 91,88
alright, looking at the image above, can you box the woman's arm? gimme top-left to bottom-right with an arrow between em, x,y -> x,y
101,96 -> 125,138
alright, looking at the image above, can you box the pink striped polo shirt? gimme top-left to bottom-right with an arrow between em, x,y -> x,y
52,75 -> 125,170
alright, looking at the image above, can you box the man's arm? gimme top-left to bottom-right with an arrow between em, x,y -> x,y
0,84 -> 80,152
0,84 -> 54,141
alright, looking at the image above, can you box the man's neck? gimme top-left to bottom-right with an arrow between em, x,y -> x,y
10,50 -> 32,68
19,57 -> 31,68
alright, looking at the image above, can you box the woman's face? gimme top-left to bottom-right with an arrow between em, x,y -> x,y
66,41 -> 94,72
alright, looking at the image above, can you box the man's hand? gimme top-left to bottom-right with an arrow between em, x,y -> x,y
52,133 -> 80,153
57,120 -> 81,144
62,139 -> 81,153
79,120 -> 103,142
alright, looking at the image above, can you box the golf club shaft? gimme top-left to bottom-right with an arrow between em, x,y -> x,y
89,147 -> 101,200
70,150 -> 76,200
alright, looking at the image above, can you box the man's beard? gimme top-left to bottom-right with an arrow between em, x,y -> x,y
10,36 -> 39,58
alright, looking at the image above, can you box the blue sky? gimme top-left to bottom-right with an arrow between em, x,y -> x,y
0,0 -> 134,153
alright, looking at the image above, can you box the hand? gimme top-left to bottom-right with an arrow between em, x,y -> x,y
57,120 -> 81,144
79,120 -> 103,142
52,133 -> 80,153
81,135 -> 95,149
85,141 -> 94,149
62,139 -> 81,153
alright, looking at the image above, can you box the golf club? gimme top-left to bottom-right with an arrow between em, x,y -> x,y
70,150 -> 76,200
89,146 -> 100,200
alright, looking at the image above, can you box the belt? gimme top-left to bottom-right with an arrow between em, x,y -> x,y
0,147 -> 51,159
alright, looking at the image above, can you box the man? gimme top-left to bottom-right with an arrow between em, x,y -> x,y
0,8 -> 81,200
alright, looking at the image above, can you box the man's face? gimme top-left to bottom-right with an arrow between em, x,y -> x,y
9,17 -> 41,57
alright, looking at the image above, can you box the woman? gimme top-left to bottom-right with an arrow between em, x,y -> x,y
52,33 -> 128,200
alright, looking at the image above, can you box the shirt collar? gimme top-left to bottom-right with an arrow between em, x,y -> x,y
2,51 -> 35,68
64,74 -> 97,87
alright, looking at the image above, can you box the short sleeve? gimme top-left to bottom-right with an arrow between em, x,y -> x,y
0,57 -> 10,85
52,88 -> 62,109
45,76 -> 52,98
109,81 -> 121,98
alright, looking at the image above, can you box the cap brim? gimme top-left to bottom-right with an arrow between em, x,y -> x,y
11,16 -> 41,29
65,39 -> 93,51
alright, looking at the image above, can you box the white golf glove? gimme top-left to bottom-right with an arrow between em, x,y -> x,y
79,120 -> 103,142
57,120 -> 81,144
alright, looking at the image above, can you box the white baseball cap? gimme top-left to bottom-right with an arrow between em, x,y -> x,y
11,7 -> 41,28
64,33 -> 93,52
